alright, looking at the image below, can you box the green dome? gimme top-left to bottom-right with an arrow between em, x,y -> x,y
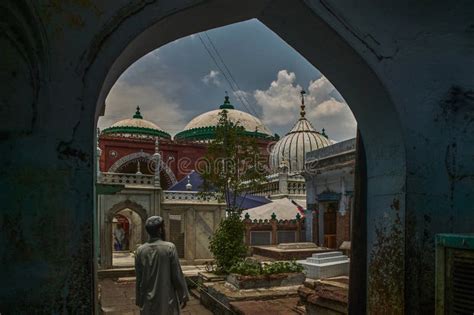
175,96 -> 274,142
102,106 -> 171,139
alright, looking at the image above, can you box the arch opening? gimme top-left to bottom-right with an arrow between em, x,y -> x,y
88,1 -> 406,313
102,200 -> 148,269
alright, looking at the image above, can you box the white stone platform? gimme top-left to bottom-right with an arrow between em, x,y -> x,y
297,251 -> 349,279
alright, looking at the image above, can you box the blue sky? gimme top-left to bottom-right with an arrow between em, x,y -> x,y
99,19 -> 356,141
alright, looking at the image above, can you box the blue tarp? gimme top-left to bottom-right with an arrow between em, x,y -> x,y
233,193 -> 271,210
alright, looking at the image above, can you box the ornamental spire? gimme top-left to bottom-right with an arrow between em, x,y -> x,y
133,106 -> 143,119
300,90 -> 306,119
219,92 -> 235,110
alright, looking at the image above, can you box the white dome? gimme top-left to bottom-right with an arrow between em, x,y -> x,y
175,96 -> 273,141
102,107 -> 170,139
109,118 -> 163,131
270,96 -> 331,173
184,109 -> 272,135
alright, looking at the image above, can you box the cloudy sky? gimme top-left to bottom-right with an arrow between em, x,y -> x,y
99,19 -> 357,141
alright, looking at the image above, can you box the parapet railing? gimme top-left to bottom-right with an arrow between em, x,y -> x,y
162,190 -> 220,203
244,176 -> 306,197
98,172 -> 154,186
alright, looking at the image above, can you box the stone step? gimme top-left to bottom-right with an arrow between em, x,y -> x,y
311,251 -> 343,259
98,268 -> 135,279
306,255 -> 348,264
302,259 -> 349,267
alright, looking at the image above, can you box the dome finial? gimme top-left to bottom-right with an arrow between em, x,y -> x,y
321,128 -> 328,138
220,92 -> 234,110
133,106 -> 143,119
300,90 -> 306,119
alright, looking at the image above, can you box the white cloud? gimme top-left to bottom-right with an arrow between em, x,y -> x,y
254,70 -> 357,141
202,70 -> 221,86
98,81 -> 188,136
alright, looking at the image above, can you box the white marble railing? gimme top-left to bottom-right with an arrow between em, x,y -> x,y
288,181 -> 306,195
162,191 -> 219,203
99,172 -> 154,186
244,177 -> 306,196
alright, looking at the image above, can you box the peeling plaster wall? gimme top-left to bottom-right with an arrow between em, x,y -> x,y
0,0 -> 473,313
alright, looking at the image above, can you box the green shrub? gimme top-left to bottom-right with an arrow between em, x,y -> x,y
229,259 -> 262,276
262,261 -> 304,275
209,213 -> 248,274
229,259 -> 304,276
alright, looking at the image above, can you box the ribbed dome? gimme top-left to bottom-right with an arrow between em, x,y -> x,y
270,92 -> 331,173
175,96 -> 273,141
102,107 -> 171,139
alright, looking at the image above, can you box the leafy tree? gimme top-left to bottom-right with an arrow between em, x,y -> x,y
199,109 -> 268,273
199,109 -> 268,213
208,212 -> 247,273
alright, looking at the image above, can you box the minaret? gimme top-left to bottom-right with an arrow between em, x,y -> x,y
153,137 -> 161,189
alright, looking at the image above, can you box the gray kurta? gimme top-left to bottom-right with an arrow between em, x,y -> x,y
135,238 -> 189,315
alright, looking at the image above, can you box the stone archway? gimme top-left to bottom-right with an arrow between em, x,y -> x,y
2,0 -> 473,313
102,200 -> 148,269
86,2 -> 406,311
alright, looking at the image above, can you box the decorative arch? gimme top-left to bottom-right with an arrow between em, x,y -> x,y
84,0 -> 407,312
108,151 -> 178,185
103,199 -> 149,268
106,199 -> 148,223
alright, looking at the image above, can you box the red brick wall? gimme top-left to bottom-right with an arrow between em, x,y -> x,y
99,135 -> 271,182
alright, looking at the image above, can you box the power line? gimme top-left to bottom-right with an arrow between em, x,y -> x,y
198,33 -> 259,118
203,32 -> 260,118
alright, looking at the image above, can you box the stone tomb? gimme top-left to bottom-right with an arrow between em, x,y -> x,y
252,242 -> 331,260
298,251 -> 349,279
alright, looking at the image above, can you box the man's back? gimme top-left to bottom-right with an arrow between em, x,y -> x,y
135,238 -> 189,315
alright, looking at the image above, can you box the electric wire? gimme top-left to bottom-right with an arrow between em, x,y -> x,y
198,32 -> 273,134
203,32 -> 260,118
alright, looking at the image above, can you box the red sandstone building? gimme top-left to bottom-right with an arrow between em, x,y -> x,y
98,96 -> 276,188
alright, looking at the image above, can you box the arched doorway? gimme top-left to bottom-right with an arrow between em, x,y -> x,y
11,1 -> 474,313
86,2 -> 405,311
111,209 -> 143,267
103,200 -> 148,269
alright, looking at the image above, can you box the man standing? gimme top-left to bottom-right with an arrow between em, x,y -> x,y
135,216 -> 189,314
114,224 -> 125,251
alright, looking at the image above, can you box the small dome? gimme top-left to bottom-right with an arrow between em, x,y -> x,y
270,91 -> 331,173
175,96 -> 273,141
102,106 -> 171,139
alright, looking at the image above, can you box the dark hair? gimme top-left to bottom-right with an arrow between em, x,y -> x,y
145,220 -> 166,240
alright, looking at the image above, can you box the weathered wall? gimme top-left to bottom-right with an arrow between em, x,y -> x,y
0,0 -> 473,313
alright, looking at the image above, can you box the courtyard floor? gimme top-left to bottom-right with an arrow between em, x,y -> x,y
112,251 -> 134,267
99,277 -> 212,315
